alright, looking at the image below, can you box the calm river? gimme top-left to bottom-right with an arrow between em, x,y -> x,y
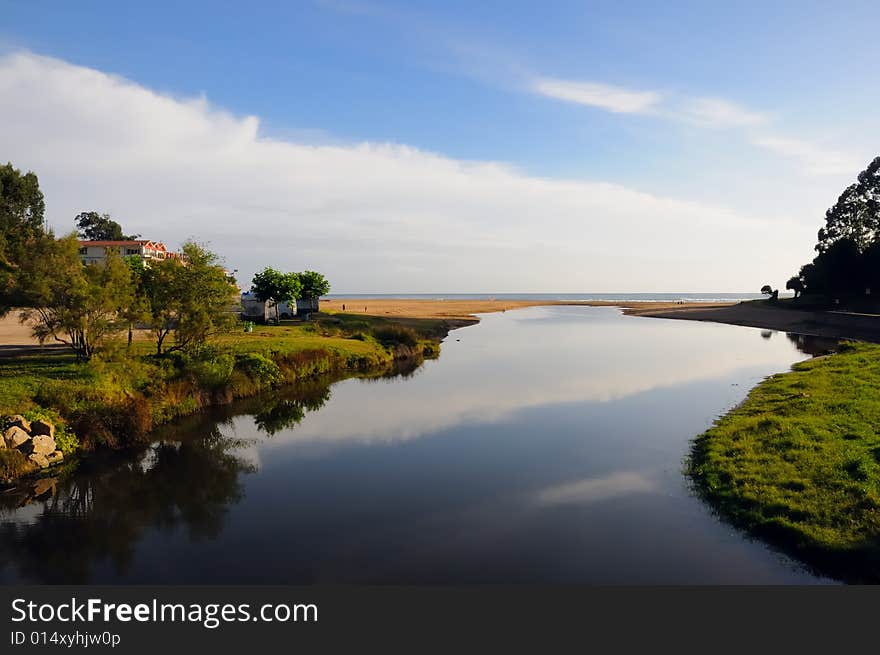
0,306 -> 836,583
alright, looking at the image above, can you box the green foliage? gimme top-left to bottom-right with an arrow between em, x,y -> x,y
20,237 -> 134,360
187,352 -> 235,389
74,211 -> 139,241
688,342 -> 880,581
373,324 -> 419,348
0,162 -> 47,314
817,157 -> 880,253
142,241 -> 237,354
792,156 -> 880,300
234,352 -> 282,386
251,267 -> 302,322
297,270 -> 331,299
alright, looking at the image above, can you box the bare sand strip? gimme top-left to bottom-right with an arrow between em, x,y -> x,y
323,298 -> 731,322
627,302 -> 880,342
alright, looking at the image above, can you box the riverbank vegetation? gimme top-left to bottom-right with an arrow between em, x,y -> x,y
0,161 -> 448,482
689,340 -> 880,581
689,155 -> 880,581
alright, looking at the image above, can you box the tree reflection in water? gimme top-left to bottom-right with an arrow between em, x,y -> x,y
0,363 -> 424,583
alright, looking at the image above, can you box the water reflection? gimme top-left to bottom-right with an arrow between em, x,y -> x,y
0,306 -> 838,584
0,429 -> 255,583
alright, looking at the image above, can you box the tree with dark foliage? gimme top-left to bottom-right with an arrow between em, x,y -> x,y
75,211 -> 139,241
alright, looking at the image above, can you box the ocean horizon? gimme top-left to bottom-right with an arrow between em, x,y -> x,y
327,292 -> 789,303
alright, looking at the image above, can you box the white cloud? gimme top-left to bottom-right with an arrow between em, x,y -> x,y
0,52 -> 809,291
679,97 -> 768,128
531,77 -> 661,114
752,135 -> 861,176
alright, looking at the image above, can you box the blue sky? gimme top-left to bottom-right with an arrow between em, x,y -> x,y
1,1 -> 878,291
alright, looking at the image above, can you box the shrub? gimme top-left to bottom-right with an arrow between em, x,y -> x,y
235,353 -> 282,386
0,449 -> 35,481
373,324 -> 419,348
180,346 -> 235,389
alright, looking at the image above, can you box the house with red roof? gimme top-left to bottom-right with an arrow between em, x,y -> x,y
77,239 -> 178,265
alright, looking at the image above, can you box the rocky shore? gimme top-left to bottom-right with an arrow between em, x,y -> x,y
2,415 -> 64,472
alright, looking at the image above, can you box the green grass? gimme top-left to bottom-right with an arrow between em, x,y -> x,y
688,341 -> 880,581
0,313 -> 448,474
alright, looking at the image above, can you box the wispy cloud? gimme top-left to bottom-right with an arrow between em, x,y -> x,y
531,73 -> 863,176
532,77 -> 661,114
751,136 -> 861,176
679,97 -> 768,128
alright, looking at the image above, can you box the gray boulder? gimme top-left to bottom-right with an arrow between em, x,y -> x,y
7,415 -> 31,433
4,426 -> 30,449
31,435 -> 56,457
30,419 -> 55,439
28,452 -> 50,469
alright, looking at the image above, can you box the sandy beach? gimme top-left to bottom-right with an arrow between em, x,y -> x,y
322,298 -> 731,321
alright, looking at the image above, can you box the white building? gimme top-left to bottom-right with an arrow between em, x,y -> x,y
77,240 -> 181,265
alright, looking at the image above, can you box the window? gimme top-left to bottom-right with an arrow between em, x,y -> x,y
79,247 -> 87,255
126,248 -> 140,255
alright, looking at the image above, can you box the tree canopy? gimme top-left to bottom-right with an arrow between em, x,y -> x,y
19,236 -> 134,360
0,163 -> 48,313
791,156 -> 880,301
75,211 -> 139,241
816,157 -> 880,253
251,267 -> 302,322
297,270 -> 331,299
142,242 -> 237,355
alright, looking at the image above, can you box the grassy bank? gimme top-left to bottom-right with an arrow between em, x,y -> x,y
688,341 -> 880,581
0,312 -> 452,482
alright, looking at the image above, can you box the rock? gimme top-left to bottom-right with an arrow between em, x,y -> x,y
7,415 -> 31,433
4,426 -> 30,449
30,419 -> 55,439
30,435 -> 56,457
28,452 -> 49,469
46,450 -> 64,465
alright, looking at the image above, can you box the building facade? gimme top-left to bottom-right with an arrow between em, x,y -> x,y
77,240 -> 178,265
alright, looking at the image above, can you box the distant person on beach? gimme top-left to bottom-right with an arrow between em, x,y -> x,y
342,304 -> 345,311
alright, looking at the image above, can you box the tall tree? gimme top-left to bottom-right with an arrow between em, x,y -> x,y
142,242 -> 236,354
0,163 -> 48,314
19,236 -> 134,360
251,267 -> 301,323
816,157 -> 880,253
297,270 -> 331,304
74,211 -> 139,241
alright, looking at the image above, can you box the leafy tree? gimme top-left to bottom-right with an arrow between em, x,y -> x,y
74,211 -> 139,241
785,276 -> 804,299
760,284 -> 779,301
297,270 -> 331,300
251,267 -> 301,323
19,236 -> 134,360
142,242 -> 236,354
816,157 -> 880,253
0,163 -> 47,314
122,255 -> 150,348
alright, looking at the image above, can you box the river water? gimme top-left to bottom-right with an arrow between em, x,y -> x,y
0,306 -> 836,583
